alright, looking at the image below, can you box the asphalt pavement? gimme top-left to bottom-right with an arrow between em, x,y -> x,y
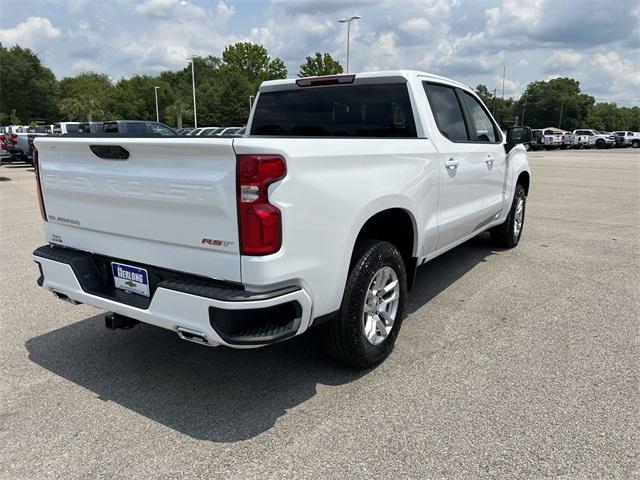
0,148 -> 638,479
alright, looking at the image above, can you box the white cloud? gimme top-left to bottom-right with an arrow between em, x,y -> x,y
543,50 -> 584,73
71,59 -> 103,72
591,52 -> 640,86
376,32 -> 397,57
216,1 -> 235,20
0,17 -> 61,48
134,0 -> 208,20
249,27 -> 275,50
485,0 -> 542,37
493,74 -> 522,97
399,18 -> 431,35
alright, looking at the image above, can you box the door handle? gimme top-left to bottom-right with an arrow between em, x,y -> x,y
484,154 -> 494,164
445,158 -> 459,169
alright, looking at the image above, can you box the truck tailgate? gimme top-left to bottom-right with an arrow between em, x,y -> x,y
35,136 -> 241,282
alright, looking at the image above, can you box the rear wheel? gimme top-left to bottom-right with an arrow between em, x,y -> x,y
491,184 -> 526,248
320,240 -> 407,368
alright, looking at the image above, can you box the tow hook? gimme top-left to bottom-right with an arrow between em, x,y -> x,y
105,312 -> 139,330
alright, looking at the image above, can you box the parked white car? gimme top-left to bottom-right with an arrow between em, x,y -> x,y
612,131 -> 640,148
542,128 -> 563,149
32,70 -> 531,367
572,129 -> 616,149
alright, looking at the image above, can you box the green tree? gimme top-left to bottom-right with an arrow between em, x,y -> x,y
0,43 -> 58,123
627,106 -> 640,131
106,75 -> 172,121
586,102 -> 629,131
298,53 -> 343,77
164,97 -> 192,128
207,68 -> 254,126
221,42 -> 287,85
58,72 -> 113,121
475,84 -> 493,105
518,77 -> 594,130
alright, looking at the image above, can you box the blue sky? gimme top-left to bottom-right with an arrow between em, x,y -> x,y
1,0 -> 639,105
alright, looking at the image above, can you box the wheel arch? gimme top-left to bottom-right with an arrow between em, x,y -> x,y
350,207 -> 419,290
517,170 -> 530,195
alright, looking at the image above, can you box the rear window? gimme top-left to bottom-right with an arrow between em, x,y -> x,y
251,83 -> 417,137
65,123 -> 79,133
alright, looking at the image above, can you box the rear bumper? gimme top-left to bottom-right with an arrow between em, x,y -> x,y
33,245 -> 313,348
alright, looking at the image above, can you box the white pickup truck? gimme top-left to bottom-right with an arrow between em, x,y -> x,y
32,71 -> 531,368
572,129 -> 616,149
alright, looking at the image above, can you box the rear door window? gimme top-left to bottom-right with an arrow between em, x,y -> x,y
422,83 -> 469,142
251,83 -> 417,137
126,122 -> 147,134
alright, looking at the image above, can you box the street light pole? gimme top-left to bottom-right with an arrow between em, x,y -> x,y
338,15 -> 361,73
558,99 -> 564,129
189,56 -> 198,128
154,86 -> 160,122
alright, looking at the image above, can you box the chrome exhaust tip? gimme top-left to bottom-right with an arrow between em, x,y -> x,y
177,327 -> 210,346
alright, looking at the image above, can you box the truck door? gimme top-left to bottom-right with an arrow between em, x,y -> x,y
422,82 -> 486,250
458,91 -> 507,221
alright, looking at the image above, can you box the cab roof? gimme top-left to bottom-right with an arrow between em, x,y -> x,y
259,70 -> 473,94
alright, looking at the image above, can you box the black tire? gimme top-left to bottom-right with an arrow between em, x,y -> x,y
490,184 -> 527,248
595,139 -> 604,149
320,240 -> 407,368
632,140 -> 639,149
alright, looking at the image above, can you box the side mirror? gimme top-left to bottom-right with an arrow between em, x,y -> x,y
506,126 -> 531,145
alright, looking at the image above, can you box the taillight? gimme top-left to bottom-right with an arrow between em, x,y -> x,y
34,149 -> 47,221
0,134 -> 7,151
236,154 -> 286,255
11,133 -> 17,145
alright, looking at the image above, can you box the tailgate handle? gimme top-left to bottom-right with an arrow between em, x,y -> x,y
90,145 -> 130,160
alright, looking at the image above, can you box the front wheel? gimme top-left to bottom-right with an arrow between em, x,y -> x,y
320,240 -> 407,368
491,184 -> 527,248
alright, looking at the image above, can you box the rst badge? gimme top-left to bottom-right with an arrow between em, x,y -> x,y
202,238 -> 233,247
